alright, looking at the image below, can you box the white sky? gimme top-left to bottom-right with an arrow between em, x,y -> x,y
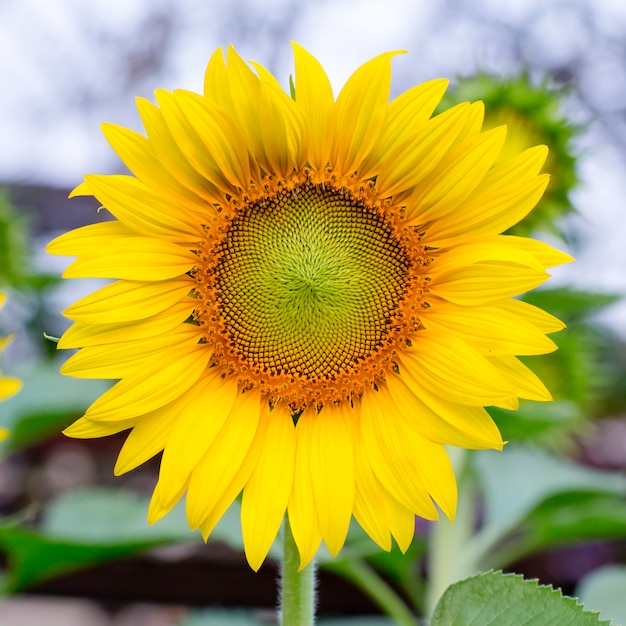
1,0 -> 626,333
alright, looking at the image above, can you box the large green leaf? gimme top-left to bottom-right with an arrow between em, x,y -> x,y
466,446 -> 626,570
474,446 -> 626,532
431,571 -> 611,625
481,491 -> 626,570
0,488 -> 243,592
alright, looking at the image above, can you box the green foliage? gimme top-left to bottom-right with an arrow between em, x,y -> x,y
490,287 -> 624,449
468,446 -> 626,571
0,488 -> 244,592
0,363 -> 110,450
523,288 -> 622,322
430,571 -> 611,625
0,192 -> 32,287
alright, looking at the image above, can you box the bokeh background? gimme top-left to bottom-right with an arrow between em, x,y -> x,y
1,0 -> 626,624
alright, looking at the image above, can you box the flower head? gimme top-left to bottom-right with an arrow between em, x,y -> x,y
48,44 -> 572,570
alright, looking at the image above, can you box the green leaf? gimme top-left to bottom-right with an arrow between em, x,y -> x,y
522,288 -> 621,323
483,491 -> 626,570
474,446 -> 626,533
577,565 -> 626,626
430,571 -> 611,625
0,488 -> 245,591
466,446 -> 626,571
489,400 -> 585,450
41,488 -> 194,543
0,527 -> 153,593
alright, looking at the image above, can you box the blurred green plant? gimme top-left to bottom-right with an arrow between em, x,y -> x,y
0,191 -> 61,359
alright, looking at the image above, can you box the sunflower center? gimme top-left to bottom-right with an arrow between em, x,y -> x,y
194,177 -> 417,410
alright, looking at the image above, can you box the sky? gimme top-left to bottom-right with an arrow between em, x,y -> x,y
1,0 -> 626,332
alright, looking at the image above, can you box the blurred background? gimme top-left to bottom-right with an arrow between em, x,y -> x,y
1,0 -> 626,624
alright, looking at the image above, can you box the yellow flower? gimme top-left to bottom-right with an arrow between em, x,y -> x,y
48,44 -> 572,570
0,292 -> 20,440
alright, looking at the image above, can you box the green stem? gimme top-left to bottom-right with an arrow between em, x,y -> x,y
325,559 -> 417,626
280,517 -> 316,626
425,447 -> 475,617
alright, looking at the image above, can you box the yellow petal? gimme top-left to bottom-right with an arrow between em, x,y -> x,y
498,236 -> 574,268
221,46 -> 266,171
404,126 -> 507,225
353,429 -> 393,551
157,371 -> 238,506
386,373 -> 504,450
499,298 -> 566,334
359,78 -> 448,178
448,100 -> 485,148
136,97 -> 223,203
288,406 -> 323,570
85,344 -> 211,421
359,393 -> 439,519
252,66 -> 305,177
332,51 -> 401,175
292,42 -> 335,172
148,479 -> 188,525
385,495 -> 417,554
113,403 -> 180,475
83,174 -> 206,241
101,122 -> 210,208
155,89 -> 238,194
425,174 -> 550,248
61,323 -> 200,379
476,144 -> 549,191
58,301 -> 194,349
489,355 -> 553,402
47,221 -> 137,257
172,90 -> 251,189
305,402 -> 355,556
63,237 -> 196,281
241,402 -> 295,571
0,378 -> 21,401
400,331 -> 516,408
63,278 -> 194,324
375,102 -> 471,198
375,386 -> 457,521
186,390 -> 261,529
428,242 -> 549,306
197,396 -> 266,544
420,301 -> 558,356
64,415 -> 137,438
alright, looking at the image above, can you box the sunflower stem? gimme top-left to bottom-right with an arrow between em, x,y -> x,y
280,516 -> 316,626
425,447 -> 475,617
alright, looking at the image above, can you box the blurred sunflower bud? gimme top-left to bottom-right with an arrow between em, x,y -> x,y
443,72 -> 579,238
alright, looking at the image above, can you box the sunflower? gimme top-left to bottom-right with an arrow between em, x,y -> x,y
47,44 -> 572,571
